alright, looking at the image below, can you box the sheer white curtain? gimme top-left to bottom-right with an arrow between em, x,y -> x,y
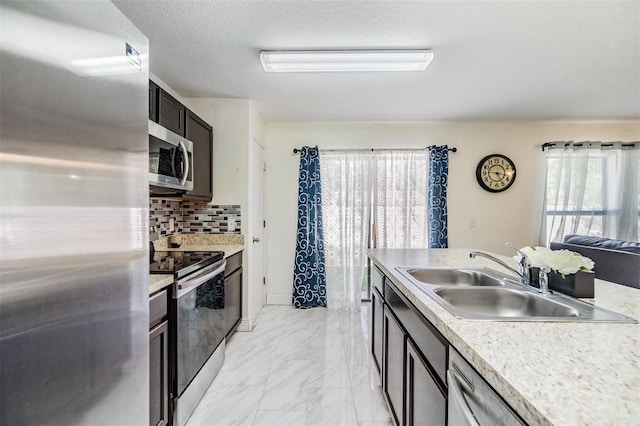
373,151 -> 429,248
544,142 -> 639,243
320,150 -> 430,311
321,152 -> 373,311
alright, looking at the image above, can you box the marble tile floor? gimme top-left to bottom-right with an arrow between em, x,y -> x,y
186,304 -> 393,426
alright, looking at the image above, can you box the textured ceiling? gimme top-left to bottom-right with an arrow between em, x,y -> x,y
114,0 -> 640,122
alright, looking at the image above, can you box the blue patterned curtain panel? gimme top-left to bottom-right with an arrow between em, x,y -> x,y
428,145 -> 449,248
293,146 -> 327,309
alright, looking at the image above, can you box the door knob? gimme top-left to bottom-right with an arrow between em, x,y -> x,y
253,237 -> 261,243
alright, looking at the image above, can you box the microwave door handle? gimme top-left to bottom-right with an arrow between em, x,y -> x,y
175,261 -> 226,298
447,370 -> 481,426
179,139 -> 189,186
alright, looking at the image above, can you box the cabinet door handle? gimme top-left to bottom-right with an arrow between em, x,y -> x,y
253,237 -> 261,243
447,370 -> 480,426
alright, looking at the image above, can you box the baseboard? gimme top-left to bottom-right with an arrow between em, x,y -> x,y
236,318 -> 253,332
266,294 -> 291,305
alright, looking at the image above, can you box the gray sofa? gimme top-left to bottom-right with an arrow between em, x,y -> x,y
550,235 -> 640,289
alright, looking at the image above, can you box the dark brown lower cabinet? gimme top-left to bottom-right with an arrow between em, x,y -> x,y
149,320 -> 169,426
149,288 -> 170,426
406,339 -> 446,426
374,270 -> 448,426
372,287 -> 384,375
224,252 -> 243,338
225,267 -> 242,338
384,307 -> 406,426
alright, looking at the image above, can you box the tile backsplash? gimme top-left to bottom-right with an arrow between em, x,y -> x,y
150,199 -> 241,236
183,202 -> 241,234
149,199 -> 183,236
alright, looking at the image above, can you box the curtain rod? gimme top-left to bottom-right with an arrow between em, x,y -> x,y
292,146 -> 457,154
541,141 -> 638,151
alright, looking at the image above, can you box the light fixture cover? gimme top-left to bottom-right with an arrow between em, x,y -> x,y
260,49 -> 433,73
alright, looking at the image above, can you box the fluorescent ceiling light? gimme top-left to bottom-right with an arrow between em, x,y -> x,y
70,55 -> 145,76
260,49 -> 433,72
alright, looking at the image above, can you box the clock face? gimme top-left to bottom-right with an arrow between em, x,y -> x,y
475,154 -> 516,192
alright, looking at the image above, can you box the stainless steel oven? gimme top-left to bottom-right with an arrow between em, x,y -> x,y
150,250 -> 227,426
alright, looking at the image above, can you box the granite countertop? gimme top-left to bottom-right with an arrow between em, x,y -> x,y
149,274 -> 174,295
368,248 -> 640,426
153,233 -> 244,250
149,234 -> 245,295
160,244 -> 244,258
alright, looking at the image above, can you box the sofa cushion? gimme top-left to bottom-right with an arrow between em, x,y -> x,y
563,234 -> 640,254
551,235 -> 640,289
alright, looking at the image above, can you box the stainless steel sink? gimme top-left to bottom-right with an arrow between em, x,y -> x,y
404,268 -> 505,287
396,267 -> 637,323
434,287 -> 580,319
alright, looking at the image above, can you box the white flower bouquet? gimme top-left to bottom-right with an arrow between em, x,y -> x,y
516,246 -> 595,277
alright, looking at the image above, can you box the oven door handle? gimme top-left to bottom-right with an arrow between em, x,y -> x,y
175,261 -> 226,299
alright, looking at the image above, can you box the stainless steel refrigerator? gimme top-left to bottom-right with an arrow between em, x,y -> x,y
0,1 -> 149,424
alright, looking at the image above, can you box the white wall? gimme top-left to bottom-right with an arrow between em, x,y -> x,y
264,121 -> 639,304
184,99 -> 250,206
184,98 -> 266,329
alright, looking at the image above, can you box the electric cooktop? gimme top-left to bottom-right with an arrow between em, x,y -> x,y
150,250 -> 224,279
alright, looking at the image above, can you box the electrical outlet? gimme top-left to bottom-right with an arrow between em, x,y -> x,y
169,217 -> 175,232
149,226 -> 159,241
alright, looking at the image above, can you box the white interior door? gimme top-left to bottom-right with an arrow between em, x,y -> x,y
251,138 -> 266,313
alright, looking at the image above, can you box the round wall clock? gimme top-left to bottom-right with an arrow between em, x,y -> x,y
475,154 -> 516,192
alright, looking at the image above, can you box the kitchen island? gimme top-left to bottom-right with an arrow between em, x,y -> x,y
369,248 -> 639,426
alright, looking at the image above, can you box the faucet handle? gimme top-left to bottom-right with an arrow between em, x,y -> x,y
538,266 -> 551,294
506,242 -> 525,258
506,243 -> 531,285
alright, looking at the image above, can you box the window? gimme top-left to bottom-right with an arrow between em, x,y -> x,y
543,142 -> 639,244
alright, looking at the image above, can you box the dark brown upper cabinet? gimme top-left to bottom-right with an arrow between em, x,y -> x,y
158,89 -> 185,136
149,80 -> 158,122
149,80 -> 213,201
185,110 -> 213,201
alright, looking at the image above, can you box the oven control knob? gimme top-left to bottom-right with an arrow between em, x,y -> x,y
253,237 -> 261,243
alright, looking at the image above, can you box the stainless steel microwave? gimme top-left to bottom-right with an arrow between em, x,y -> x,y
149,120 -> 194,192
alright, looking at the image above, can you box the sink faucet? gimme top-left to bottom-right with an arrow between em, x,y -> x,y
505,243 -> 531,286
468,251 -> 527,283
